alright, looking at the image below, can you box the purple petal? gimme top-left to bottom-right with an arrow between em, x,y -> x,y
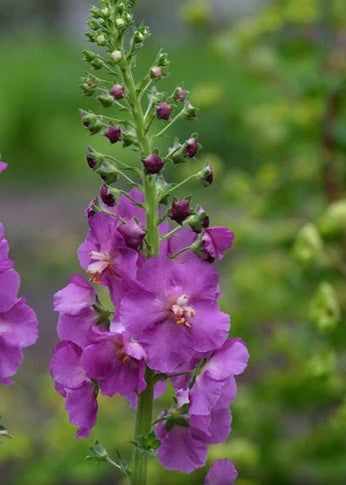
65,382 -> 98,438
0,269 -> 20,313
0,297 -> 38,348
203,227 -> 234,260
50,341 -> 86,389
189,301 -> 230,353
54,275 -> 95,315
205,338 -> 249,380
0,339 -> 23,380
205,459 -> 238,485
0,162 -> 7,173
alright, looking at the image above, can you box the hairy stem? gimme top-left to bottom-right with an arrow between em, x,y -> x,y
119,44 -> 158,485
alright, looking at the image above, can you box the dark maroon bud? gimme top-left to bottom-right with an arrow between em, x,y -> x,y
185,138 -> 198,158
100,185 -> 116,206
118,219 -> 146,250
142,153 -> 164,174
150,66 -> 162,80
86,146 -> 97,169
86,198 -> 98,219
198,163 -> 213,187
175,87 -> 187,103
104,125 -> 122,144
156,102 -> 172,120
169,199 -> 191,225
196,205 -> 210,229
110,84 -> 125,99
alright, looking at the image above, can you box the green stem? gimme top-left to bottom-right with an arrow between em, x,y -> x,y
119,45 -> 159,485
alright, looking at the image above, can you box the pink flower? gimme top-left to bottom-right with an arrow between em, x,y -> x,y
205,459 -> 238,484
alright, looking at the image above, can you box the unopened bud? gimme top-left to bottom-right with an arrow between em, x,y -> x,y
185,137 -> 198,158
96,34 -> 106,46
156,102 -> 172,120
134,30 -> 145,44
104,125 -> 122,144
95,161 -> 118,184
101,8 -> 110,17
169,199 -> 191,225
150,66 -> 162,80
115,18 -> 126,29
118,219 -> 146,250
142,153 -> 164,174
81,112 -> 103,134
86,146 -> 97,169
158,52 -> 169,67
100,185 -> 116,207
91,58 -> 103,70
197,163 -> 213,187
98,94 -> 114,107
183,103 -> 198,120
82,49 -> 96,62
111,50 -> 122,62
110,84 -> 125,99
175,87 -> 187,103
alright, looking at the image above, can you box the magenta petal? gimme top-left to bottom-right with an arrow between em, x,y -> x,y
157,425 -> 208,473
0,297 -> 38,348
189,374 -> 225,416
54,275 -> 95,315
206,338 -> 249,380
190,301 -> 230,353
207,408 -> 232,444
171,256 -> 220,300
205,459 -> 238,485
65,382 -> 98,438
0,161 -> 7,173
203,227 -> 234,260
50,341 -> 86,388
0,340 -> 23,380
57,308 -> 98,349
0,269 -> 20,313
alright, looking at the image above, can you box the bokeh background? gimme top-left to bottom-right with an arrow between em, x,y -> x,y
0,0 -> 345,484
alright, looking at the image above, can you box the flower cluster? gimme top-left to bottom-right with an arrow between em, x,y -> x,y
0,162 -> 38,385
51,1 -> 248,482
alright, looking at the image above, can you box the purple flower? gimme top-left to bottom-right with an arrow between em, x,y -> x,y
104,125 -> 122,144
156,102 -> 172,120
81,331 -> 146,406
119,256 -> 230,373
189,339 -> 249,416
0,224 -> 20,313
200,227 -> 235,262
50,341 -> 98,437
205,459 -> 238,485
0,298 -> 38,383
156,419 -> 208,473
0,160 -> 7,173
110,84 -> 125,99
142,153 -> 164,175
185,138 -> 198,158
54,275 -> 99,349
169,199 -> 191,225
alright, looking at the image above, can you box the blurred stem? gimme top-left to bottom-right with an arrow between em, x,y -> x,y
118,37 -> 158,485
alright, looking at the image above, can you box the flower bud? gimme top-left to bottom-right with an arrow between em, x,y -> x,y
110,84 -> 125,99
115,18 -> 126,29
82,49 -> 96,62
150,66 -> 163,80
81,76 -> 97,96
86,146 -> 97,169
186,207 -> 209,233
98,94 -> 114,107
197,163 -> 213,187
196,205 -> 209,229
185,137 -> 198,158
175,87 -> 187,103
118,219 -> 146,250
156,102 -> 172,120
95,161 -> 118,184
134,30 -> 145,44
111,50 -> 122,62
100,185 -> 116,207
104,125 -> 122,144
101,7 -> 110,17
81,112 -> 103,134
86,198 -> 98,219
91,58 -> 103,70
183,103 -> 198,120
158,52 -> 169,67
142,153 -> 164,174
309,282 -> 340,332
293,223 -> 323,264
96,34 -> 106,46
169,199 -> 191,225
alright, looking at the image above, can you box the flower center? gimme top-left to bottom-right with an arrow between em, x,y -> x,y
115,345 -> 131,365
87,251 -> 111,284
171,294 -> 195,328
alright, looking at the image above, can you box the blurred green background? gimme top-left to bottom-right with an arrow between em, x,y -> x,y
0,0 -> 345,484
